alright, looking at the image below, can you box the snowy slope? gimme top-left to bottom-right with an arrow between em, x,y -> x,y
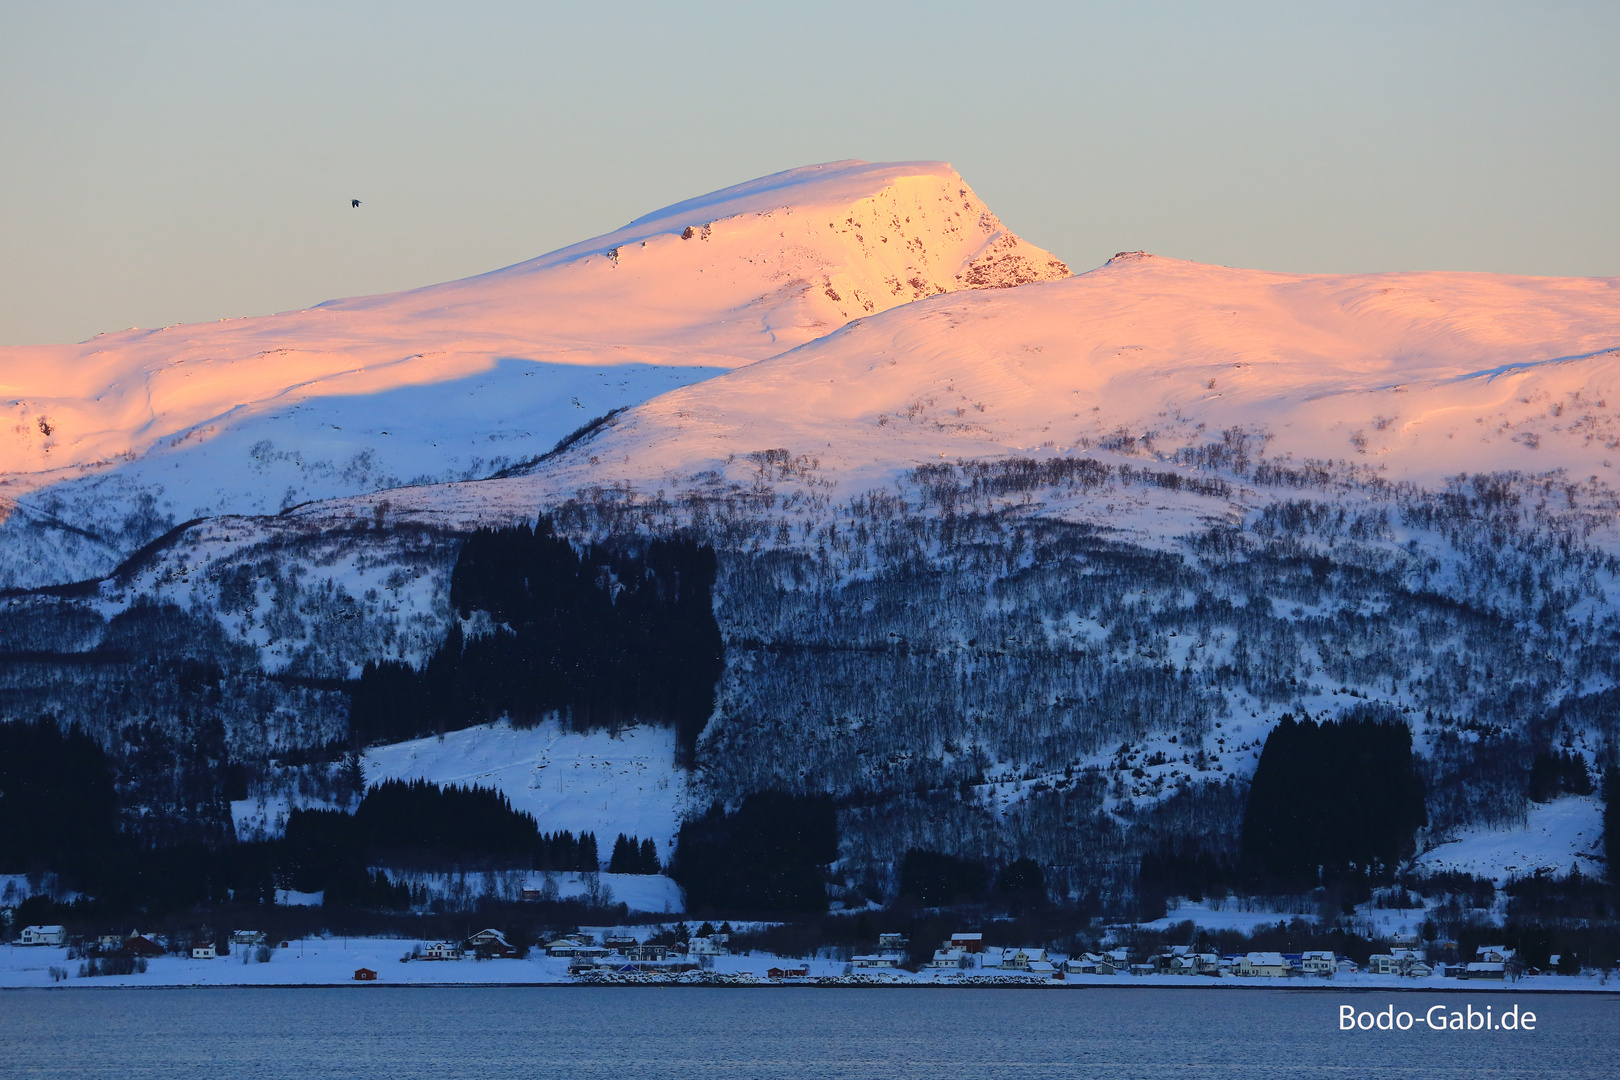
0,160 -> 1066,587
1415,795 -> 1606,884
362,720 -> 689,864
365,252 -> 1620,529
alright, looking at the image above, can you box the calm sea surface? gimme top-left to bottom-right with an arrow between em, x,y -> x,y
2,987 -> 1617,1079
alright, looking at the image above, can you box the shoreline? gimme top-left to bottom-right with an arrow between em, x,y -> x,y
5,979 -> 1617,994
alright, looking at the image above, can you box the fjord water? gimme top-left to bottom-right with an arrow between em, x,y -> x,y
3,988 -> 1618,1079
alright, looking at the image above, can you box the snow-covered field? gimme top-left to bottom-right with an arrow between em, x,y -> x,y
1,940 -> 1610,991
363,720 -> 689,862
1416,795 -> 1607,883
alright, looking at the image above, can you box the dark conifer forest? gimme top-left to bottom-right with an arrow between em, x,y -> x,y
348,521 -> 723,758
0,717 -> 119,875
898,850 -> 990,907
671,792 -> 838,913
1239,713 -> 1427,887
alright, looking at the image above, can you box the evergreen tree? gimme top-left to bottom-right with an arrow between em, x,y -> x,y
608,833 -> 639,874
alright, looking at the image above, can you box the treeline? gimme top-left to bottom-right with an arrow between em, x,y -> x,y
1239,713 -> 1426,888
348,521 -> 723,758
281,779 -> 603,895
671,792 -> 837,913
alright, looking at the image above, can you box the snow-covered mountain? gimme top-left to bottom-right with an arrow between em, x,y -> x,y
4,161 -> 1618,899
274,249 -> 1611,886
0,160 -> 1066,588
362,250 -> 1620,525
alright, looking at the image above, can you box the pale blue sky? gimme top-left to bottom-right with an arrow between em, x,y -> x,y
2,1 -> 1616,345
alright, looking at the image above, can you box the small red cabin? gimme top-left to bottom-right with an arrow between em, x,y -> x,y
354,968 -> 378,981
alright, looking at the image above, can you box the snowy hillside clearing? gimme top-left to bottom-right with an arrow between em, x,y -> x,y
1415,795 -> 1606,884
362,720 -> 689,864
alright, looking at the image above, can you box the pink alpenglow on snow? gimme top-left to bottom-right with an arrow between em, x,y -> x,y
361,252 -> 1620,529
0,161 -> 1066,485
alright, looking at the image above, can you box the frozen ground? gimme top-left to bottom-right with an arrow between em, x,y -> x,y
1415,795 -> 1607,884
362,720 -> 689,862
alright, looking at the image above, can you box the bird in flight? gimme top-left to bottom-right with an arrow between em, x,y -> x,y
351,199 -> 361,208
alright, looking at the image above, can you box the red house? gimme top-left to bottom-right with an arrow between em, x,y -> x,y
354,968 -> 378,981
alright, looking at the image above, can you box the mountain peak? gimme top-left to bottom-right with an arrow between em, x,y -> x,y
0,161 -> 1070,586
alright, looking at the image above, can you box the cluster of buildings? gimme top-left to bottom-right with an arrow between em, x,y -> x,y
544,928 -> 732,974
409,929 -> 521,962
925,933 -> 1057,975
404,927 -> 735,974
920,934 -> 1534,980
7,922 -> 1544,983
10,926 -> 274,960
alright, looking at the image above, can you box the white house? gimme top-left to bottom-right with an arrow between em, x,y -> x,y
1301,950 -> 1336,976
191,943 -> 217,960
17,925 -> 66,947
690,935 -> 729,956
423,941 -> 464,961
852,954 -> 898,968
546,935 -> 605,958
998,947 -> 1048,970
1474,945 -> 1515,964
230,930 -> 266,946
1237,952 -> 1288,977
928,947 -> 969,968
